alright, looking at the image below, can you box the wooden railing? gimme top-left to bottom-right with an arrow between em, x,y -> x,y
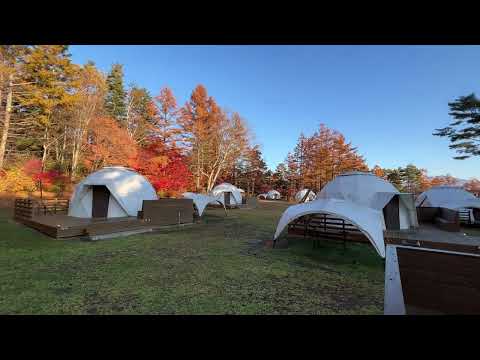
458,209 -> 472,225
14,198 -> 69,221
288,213 -> 368,248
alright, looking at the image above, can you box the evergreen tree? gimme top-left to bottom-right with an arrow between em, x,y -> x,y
400,164 -> 424,194
384,168 -> 403,191
105,63 -> 127,122
434,93 -> 480,159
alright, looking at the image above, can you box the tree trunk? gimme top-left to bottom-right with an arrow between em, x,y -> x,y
41,128 -> 49,171
0,74 -> 13,169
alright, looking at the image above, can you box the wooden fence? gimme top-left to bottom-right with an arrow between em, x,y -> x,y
288,213 -> 368,248
14,198 -> 69,221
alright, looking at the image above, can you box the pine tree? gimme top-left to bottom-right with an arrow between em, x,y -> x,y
105,63 -> 127,123
434,93 -> 480,159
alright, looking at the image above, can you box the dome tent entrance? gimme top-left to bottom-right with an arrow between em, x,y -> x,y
267,190 -> 281,200
416,186 -> 480,223
295,189 -> 316,203
68,166 -> 158,218
211,183 -> 243,206
274,172 -> 418,258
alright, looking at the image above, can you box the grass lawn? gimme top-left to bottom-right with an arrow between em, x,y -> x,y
463,226 -> 480,237
0,201 -> 385,314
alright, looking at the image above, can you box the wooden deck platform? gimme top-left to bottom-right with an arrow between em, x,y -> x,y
18,215 -> 150,239
384,225 -> 480,315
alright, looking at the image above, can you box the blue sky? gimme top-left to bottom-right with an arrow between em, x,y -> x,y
69,45 -> 480,179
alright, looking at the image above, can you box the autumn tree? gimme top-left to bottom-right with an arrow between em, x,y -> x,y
83,116 -> 137,172
69,62 -> 107,179
429,174 -> 457,187
286,124 -> 368,193
14,45 -> 79,168
105,63 -> 127,123
153,87 -> 181,146
178,85 -> 249,192
371,165 -> 385,178
131,138 -> 192,197
222,144 -> 268,196
0,45 -> 29,169
125,86 -> 155,145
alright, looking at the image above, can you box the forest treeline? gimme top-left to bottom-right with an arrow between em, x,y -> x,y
0,45 -> 478,200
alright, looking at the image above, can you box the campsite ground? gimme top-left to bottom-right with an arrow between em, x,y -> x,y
0,201 -> 385,314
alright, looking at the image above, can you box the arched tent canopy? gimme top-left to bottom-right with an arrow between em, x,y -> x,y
257,193 -> 268,199
68,166 -> 158,218
416,186 -> 480,222
211,182 -> 243,205
295,189 -> 316,203
267,190 -> 281,200
183,192 -> 226,216
274,199 -> 386,257
274,171 -> 418,258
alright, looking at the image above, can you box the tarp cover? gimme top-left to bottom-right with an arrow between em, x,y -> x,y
273,172 -> 413,258
68,166 -> 158,218
211,183 -> 243,205
183,192 -> 225,216
295,189 -> 316,202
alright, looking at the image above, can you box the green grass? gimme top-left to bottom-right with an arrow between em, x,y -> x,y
463,226 -> 480,237
0,202 -> 384,314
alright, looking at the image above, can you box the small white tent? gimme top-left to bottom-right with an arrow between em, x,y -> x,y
416,186 -> 480,222
267,190 -> 281,200
68,166 -> 158,218
274,172 -> 418,258
182,192 -> 226,216
211,183 -> 243,205
295,189 -> 316,203
257,193 -> 268,199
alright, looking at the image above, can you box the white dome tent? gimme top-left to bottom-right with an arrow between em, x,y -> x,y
257,193 -> 268,199
267,190 -> 281,200
182,192 -> 226,216
295,189 -> 316,203
416,186 -> 480,223
68,166 -> 158,218
211,183 -> 243,205
273,172 -> 418,258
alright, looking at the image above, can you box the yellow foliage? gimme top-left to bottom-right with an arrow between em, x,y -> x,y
0,167 -> 36,194
151,156 -> 169,166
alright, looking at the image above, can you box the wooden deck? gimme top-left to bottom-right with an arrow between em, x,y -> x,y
18,215 -> 150,239
14,197 -> 196,240
384,225 -> 480,314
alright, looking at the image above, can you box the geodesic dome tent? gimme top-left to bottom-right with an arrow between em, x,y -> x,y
68,166 -> 158,218
416,186 -> 480,222
273,171 -> 418,258
182,192 -> 226,216
267,190 -> 281,200
295,189 -> 316,203
211,182 -> 243,205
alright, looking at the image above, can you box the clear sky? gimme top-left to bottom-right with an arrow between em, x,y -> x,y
69,45 -> 480,179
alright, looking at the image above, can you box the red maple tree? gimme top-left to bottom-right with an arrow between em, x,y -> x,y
131,139 -> 192,197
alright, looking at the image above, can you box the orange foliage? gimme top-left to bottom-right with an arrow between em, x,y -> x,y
83,116 -> 138,172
